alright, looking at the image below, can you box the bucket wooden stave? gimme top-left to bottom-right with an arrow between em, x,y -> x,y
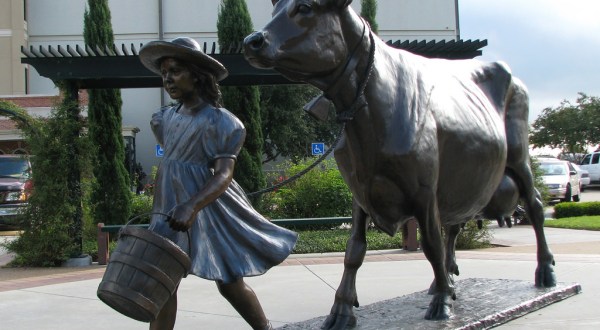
97,225 -> 191,322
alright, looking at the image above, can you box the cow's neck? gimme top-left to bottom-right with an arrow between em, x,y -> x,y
309,12 -> 375,123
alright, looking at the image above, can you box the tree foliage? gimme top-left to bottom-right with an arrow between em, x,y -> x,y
260,84 -> 340,164
0,100 -> 38,133
530,93 -> 600,159
217,0 -> 265,194
2,100 -> 88,266
361,0 -> 378,34
84,0 -> 131,225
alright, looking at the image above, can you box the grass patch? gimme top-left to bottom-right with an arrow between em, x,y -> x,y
545,216 -> 600,231
292,228 -> 403,254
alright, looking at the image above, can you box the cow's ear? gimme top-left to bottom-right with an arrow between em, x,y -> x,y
333,0 -> 353,9
322,0 -> 352,9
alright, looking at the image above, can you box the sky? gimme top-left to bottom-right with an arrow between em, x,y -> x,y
458,0 -> 600,123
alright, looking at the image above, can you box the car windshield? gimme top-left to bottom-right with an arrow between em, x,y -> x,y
0,158 -> 30,179
539,163 -> 566,176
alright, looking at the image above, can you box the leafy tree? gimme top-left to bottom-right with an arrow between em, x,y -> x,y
530,93 -> 600,160
260,84 -> 340,164
361,0 -> 378,34
217,0 -> 265,195
84,0 -> 131,225
578,94 -> 600,149
2,99 -> 87,266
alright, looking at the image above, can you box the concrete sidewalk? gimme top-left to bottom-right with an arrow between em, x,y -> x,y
1,225 -> 599,329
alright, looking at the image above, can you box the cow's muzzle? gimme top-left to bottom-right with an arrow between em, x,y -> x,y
244,31 -> 267,52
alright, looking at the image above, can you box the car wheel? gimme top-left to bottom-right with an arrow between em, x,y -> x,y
562,185 -> 572,202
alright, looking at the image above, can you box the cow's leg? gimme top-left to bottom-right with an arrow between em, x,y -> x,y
505,78 -> 556,287
415,190 -> 454,320
514,166 -> 556,287
322,199 -> 369,330
444,223 -> 462,278
428,223 -> 462,295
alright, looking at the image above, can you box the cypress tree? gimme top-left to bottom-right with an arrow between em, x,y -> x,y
84,0 -> 131,225
217,0 -> 266,195
361,0 -> 379,34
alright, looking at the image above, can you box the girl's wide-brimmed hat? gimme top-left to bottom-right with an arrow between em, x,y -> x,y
139,37 -> 228,81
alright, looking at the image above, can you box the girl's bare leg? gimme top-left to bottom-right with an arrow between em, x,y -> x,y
216,278 -> 272,330
150,290 -> 177,330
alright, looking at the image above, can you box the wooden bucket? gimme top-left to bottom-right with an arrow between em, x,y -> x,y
97,224 -> 191,322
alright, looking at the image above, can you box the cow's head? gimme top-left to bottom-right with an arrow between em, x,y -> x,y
244,0 -> 357,82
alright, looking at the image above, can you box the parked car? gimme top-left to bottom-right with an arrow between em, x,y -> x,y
579,151 -> 600,183
0,155 -> 33,226
571,163 -> 590,191
538,158 -> 580,202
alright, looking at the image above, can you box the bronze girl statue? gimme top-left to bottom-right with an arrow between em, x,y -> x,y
139,37 -> 297,330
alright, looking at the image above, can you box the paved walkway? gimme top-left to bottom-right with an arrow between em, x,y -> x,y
1,225 -> 599,329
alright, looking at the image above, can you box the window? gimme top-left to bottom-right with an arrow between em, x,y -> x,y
581,154 -> 591,165
592,153 -> 600,165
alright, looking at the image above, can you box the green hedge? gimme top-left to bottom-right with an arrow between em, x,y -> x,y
554,202 -> 600,218
258,159 -> 352,220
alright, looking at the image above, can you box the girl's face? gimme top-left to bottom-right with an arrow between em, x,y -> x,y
160,58 -> 198,102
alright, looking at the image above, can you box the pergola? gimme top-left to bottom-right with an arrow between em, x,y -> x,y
21,39 -> 487,89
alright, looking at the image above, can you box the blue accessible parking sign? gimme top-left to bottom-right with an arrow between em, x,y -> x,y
311,142 -> 325,156
156,144 -> 164,157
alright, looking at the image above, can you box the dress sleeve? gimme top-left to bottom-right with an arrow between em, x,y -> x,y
150,107 -> 168,146
204,108 -> 246,162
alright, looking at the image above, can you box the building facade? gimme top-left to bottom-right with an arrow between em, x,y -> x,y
1,0 -> 461,174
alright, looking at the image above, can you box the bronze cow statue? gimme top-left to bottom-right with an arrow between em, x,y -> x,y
244,0 -> 556,327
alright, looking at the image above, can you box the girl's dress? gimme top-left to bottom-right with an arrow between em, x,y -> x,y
148,104 -> 298,284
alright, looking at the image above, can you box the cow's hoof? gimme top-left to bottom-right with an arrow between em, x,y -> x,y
321,313 -> 357,329
535,264 -> 557,287
424,293 -> 453,320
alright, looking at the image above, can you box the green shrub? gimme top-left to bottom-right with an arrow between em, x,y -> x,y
82,238 -> 118,262
554,202 -> 600,218
455,220 -> 492,250
129,193 -> 154,224
259,158 -> 352,220
292,227 -> 403,254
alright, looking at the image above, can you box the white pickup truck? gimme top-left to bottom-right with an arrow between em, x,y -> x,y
579,152 -> 600,183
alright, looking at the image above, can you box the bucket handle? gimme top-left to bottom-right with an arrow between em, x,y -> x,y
125,211 -> 172,226
121,212 -> 192,257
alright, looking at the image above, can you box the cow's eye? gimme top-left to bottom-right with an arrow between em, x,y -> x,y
297,3 -> 312,14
